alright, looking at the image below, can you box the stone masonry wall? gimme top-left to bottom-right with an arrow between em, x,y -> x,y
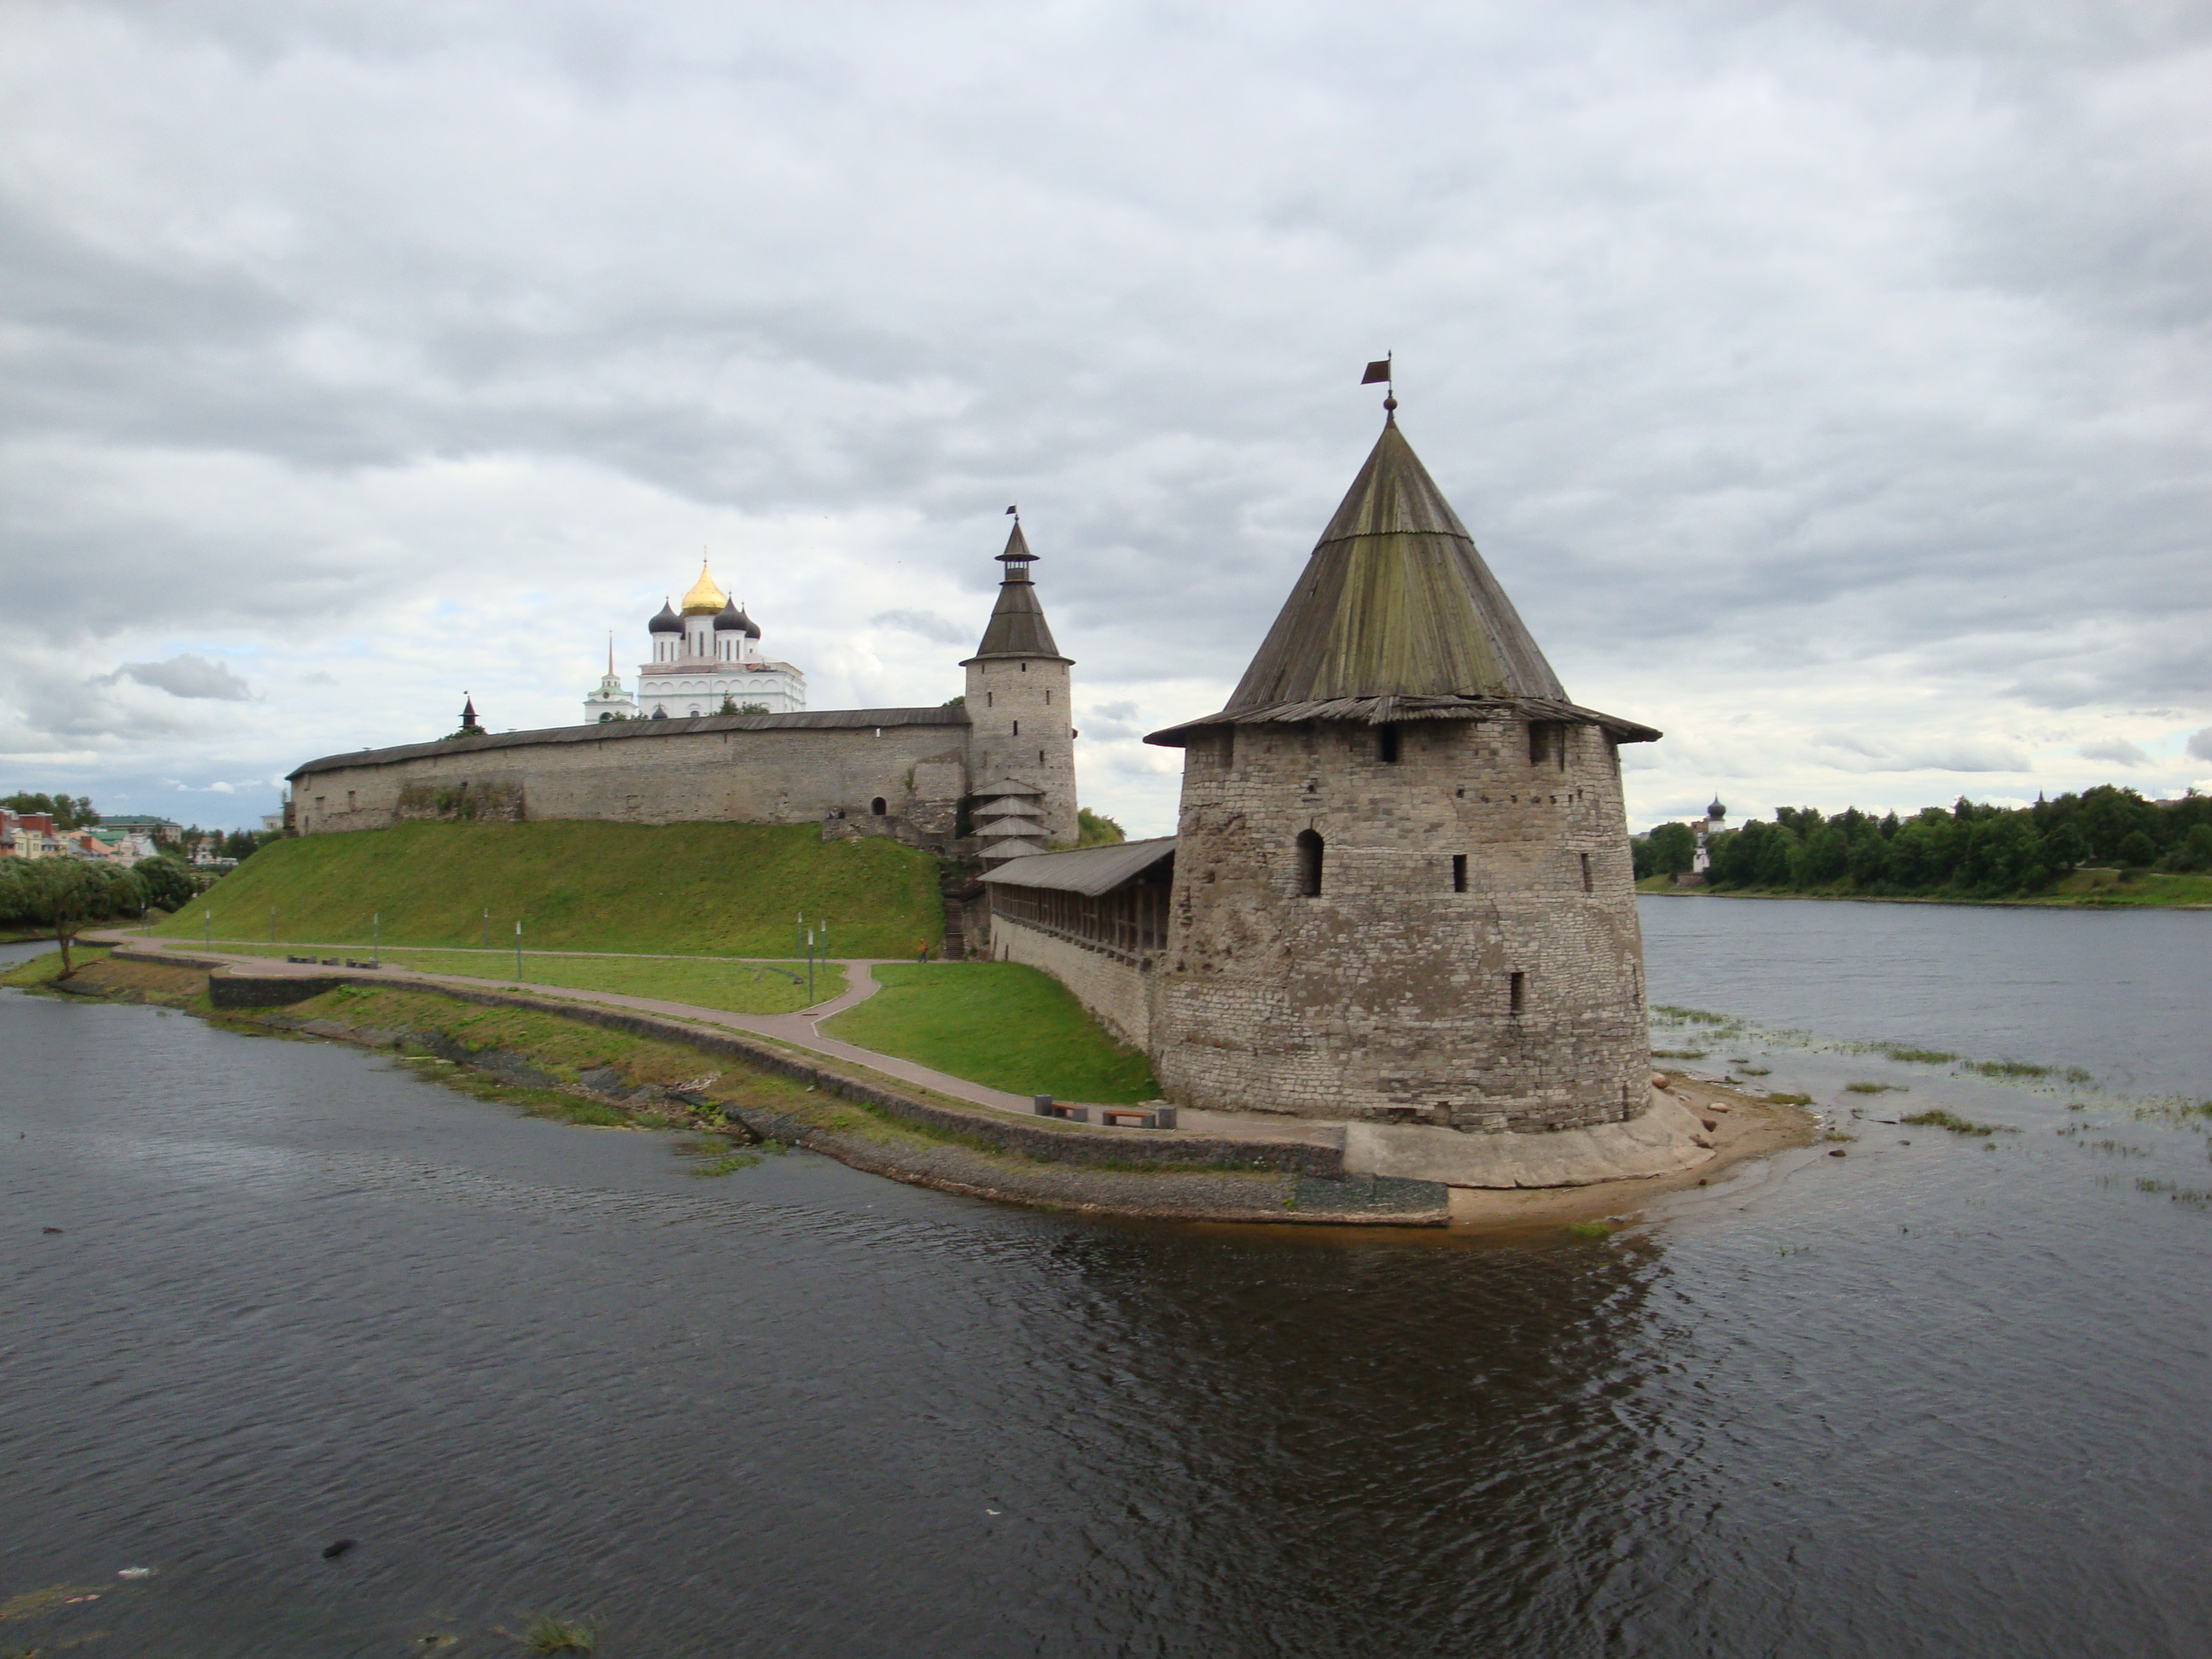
294,722 -> 968,847
991,912 -> 1154,1051
1150,718 -> 1650,1130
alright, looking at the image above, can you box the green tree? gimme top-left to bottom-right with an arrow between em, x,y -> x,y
134,855 -> 195,912
2166,823 -> 2212,873
2045,823 -> 2088,872
1638,821 -> 1697,877
1076,807 -> 1126,847
21,859 -> 100,976
2117,830 -> 2157,868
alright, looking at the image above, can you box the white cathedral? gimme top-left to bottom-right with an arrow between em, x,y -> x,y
583,559 -> 807,723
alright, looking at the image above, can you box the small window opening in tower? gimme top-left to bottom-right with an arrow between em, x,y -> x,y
1223,729 -> 1236,770
1045,690 -> 1051,705
1012,719 -> 1020,736
1510,970 -> 1527,1014
1452,854 -> 1468,893
1557,728 -> 1569,771
1295,830 -> 1324,897
1528,723 -> 1549,765
1038,749 -> 1045,765
870,797 -> 887,816
1020,662 -> 1027,672
1580,853 -> 1593,892
1378,725 -> 1400,764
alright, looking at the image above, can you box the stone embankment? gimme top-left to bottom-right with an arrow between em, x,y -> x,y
107,945 -> 1453,1227
55,940 -> 1813,1231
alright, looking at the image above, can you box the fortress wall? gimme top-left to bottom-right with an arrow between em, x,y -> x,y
990,913 -> 1154,1052
1150,718 -> 1650,1130
294,719 -> 968,844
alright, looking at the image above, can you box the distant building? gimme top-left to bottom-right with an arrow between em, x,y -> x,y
1691,797 -> 1726,873
97,814 -> 182,845
1,810 -> 61,859
589,559 -> 807,722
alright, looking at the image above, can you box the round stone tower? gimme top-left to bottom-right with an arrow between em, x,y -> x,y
962,519 -> 1078,859
1144,410 -> 1661,1132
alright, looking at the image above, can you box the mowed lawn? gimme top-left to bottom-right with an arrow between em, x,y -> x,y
188,942 -> 845,1016
150,819 -> 943,957
824,962 -> 1158,1104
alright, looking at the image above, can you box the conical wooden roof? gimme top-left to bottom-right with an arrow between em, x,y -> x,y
1226,417 -> 1564,708
963,521 -> 1070,663
1146,415 -> 1658,748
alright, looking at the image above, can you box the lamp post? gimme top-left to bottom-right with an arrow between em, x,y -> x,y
806,927 -> 815,1005
515,919 -> 524,981
372,911 -> 380,967
481,907 -> 489,949
203,907 -> 211,946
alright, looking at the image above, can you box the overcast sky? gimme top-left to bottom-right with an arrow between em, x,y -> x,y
3,2 -> 2207,836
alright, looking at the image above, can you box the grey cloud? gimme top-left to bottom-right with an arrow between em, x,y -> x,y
2187,727 -> 2212,764
101,655 -> 253,701
0,3 -> 2205,821
869,609 -> 969,646
2077,738 -> 2150,766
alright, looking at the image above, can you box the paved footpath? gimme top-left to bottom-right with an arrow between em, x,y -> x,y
102,935 -> 1343,1151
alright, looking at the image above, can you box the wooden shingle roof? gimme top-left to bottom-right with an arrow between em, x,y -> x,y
1148,416 -> 1657,747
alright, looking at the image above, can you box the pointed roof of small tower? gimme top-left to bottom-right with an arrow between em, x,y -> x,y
1148,413 -> 1657,747
963,520 -> 1072,664
1227,418 -> 1564,709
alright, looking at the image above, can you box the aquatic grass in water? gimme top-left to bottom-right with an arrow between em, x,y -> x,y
1877,1044 -> 1961,1066
1845,1081 -> 1904,1094
1901,1109 -> 2018,1138
1652,1005 -> 1733,1025
2136,1179 -> 2211,1208
1564,1220 -> 1612,1240
522,1615 -> 597,1654
1651,1048 -> 1708,1059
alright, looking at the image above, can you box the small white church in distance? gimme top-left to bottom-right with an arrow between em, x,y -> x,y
583,559 -> 807,723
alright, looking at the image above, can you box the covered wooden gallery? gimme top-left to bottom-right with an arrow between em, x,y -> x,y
981,835 -> 1177,963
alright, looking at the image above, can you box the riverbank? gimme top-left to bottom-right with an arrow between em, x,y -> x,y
1639,867 -> 2212,909
10,942 -> 1813,1233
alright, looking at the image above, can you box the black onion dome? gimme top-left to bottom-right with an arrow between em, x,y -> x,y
1707,799 -> 1727,819
713,597 -> 745,632
739,608 -> 761,640
648,600 -> 682,634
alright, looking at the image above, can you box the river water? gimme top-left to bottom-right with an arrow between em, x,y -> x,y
3,906 -> 2209,1658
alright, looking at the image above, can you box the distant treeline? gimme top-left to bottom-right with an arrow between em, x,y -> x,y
1633,785 -> 2212,899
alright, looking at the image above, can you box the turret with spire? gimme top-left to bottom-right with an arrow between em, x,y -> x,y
962,512 -> 1078,857
1144,385 -> 1660,1133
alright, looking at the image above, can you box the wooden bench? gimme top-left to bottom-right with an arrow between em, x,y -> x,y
1031,1095 -> 1178,1130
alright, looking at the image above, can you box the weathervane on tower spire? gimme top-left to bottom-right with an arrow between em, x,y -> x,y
1361,352 -> 1396,421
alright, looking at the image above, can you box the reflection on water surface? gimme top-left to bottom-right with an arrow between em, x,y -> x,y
3,910 -> 2209,1656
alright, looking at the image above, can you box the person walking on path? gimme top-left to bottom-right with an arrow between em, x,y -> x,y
916,940 -> 930,964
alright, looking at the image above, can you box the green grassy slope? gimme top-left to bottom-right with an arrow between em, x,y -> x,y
824,962 -> 1159,1104
183,941 -> 847,1016
148,821 -> 943,957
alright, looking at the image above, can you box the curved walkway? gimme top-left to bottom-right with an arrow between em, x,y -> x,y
102,936 -> 1343,1150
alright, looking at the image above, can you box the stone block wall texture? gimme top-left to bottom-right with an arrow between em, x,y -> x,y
1150,717 -> 1650,1131
990,912 -> 1154,1051
963,656 -> 1078,845
294,724 -> 969,845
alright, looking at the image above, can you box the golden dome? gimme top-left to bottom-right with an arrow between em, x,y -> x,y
679,559 -> 728,615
